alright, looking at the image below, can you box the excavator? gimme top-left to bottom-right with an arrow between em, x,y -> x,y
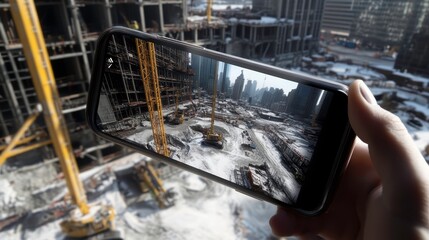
202,62 -> 223,149
9,0 -> 116,238
133,161 -> 172,208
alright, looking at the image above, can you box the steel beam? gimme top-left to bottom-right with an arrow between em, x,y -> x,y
0,110 -> 39,165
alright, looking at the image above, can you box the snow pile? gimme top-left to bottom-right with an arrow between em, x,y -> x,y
413,131 -> 429,154
371,64 -> 429,87
120,171 -> 276,240
212,4 -> 248,10
0,179 -> 25,220
238,16 -> 278,25
180,172 -> 207,192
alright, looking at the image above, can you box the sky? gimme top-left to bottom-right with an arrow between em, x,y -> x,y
220,62 -> 298,96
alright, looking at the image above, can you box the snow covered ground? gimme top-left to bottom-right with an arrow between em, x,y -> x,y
126,115 -> 301,204
0,164 -> 277,240
120,172 -> 276,240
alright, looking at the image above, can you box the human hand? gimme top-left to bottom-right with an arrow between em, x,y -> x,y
269,80 -> 429,239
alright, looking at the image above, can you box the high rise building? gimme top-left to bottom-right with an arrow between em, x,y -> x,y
321,0 -> 356,37
260,87 -> 286,110
395,14 -> 429,76
231,71 -> 245,100
191,55 -> 218,94
352,0 -> 429,48
250,80 -> 258,97
286,84 -> 322,119
242,80 -> 253,99
321,0 -> 429,50
219,63 -> 231,94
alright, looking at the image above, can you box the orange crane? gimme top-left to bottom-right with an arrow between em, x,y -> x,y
202,62 -> 223,149
10,0 -> 115,238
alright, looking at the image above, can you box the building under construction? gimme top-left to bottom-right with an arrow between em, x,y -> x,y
226,0 -> 325,67
0,0 -> 225,235
0,0 -> 326,168
0,0 -> 228,170
98,33 -> 194,134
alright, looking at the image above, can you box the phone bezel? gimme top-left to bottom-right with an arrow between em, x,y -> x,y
86,26 -> 356,215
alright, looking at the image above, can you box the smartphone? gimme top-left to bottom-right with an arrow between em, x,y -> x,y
86,26 -> 356,215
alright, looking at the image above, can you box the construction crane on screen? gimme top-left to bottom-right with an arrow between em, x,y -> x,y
135,39 -> 172,208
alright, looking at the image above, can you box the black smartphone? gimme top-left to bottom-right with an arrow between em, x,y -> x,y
86,26 -> 356,215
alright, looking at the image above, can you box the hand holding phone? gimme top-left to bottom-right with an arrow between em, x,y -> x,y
271,80 -> 429,238
86,27 -> 356,215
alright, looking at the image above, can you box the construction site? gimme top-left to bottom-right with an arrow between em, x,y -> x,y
0,0 -> 327,239
97,33 -> 327,206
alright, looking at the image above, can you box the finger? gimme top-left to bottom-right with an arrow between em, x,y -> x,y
269,207 -> 323,237
269,208 -> 297,236
348,80 -> 429,218
269,141 -> 377,238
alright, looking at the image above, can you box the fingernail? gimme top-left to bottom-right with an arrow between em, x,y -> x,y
358,81 -> 377,105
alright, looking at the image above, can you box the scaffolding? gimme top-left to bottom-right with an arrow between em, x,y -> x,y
98,34 -> 194,134
0,0 -> 225,170
226,0 -> 324,67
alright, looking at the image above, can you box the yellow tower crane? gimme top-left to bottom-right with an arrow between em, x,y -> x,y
135,39 -> 171,207
135,39 -> 169,157
202,62 -> 223,149
10,0 -> 115,238
207,0 -> 212,23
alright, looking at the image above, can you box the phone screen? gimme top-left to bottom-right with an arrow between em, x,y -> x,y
95,33 -> 343,207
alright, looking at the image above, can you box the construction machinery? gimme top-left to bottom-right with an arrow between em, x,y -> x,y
10,0 -> 116,238
133,161 -> 172,208
202,62 -> 223,149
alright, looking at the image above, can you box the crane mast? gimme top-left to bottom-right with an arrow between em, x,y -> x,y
202,61 -> 223,149
134,39 -> 171,208
207,0 -> 212,23
136,39 -> 170,157
10,0 -> 115,238
209,63 -> 218,135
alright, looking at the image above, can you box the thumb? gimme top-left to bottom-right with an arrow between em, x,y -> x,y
348,80 -> 429,217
